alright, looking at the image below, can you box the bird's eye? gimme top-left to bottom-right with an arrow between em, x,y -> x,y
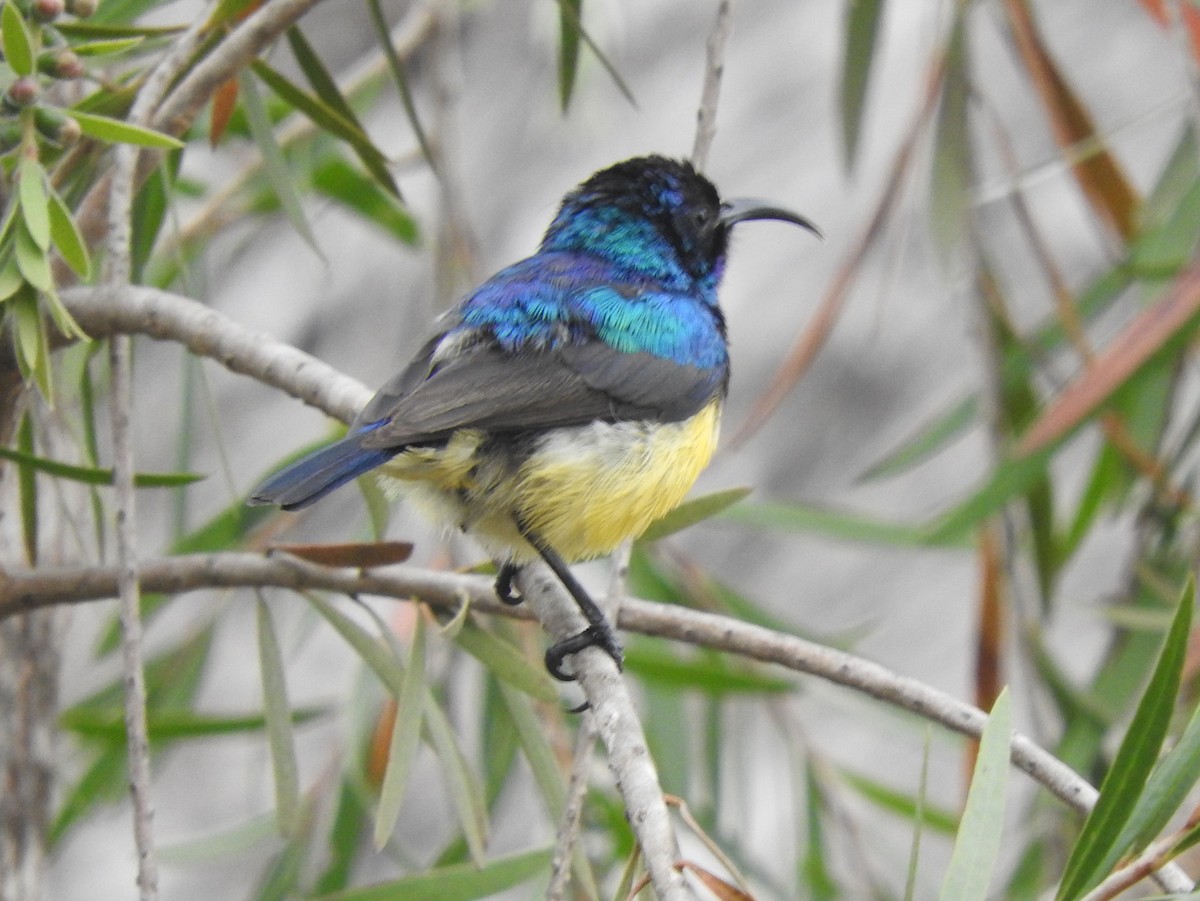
690,207 -> 713,232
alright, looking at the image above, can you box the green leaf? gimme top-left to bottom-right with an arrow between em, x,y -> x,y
251,59 -> 399,200
286,27 -> 366,139
69,36 -> 146,56
557,0 -> 583,111
862,395 -> 977,480
923,449 -> 1055,545
239,72 -> 320,254
17,412 -> 37,564
450,617 -> 558,703
59,706 -> 328,739
625,638 -> 795,694
0,445 -> 203,486
257,600 -> 301,837
15,220 -> 53,291
19,158 -> 51,252
725,499 -> 968,548
47,187 -> 92,279
366,0 -> 435,175
422,690 -> 488,865
310,847 -> 553,901
938,689 -> 1011,901
373,616 -> 426,849
929,15 -> 970,263
0,250 -> 23,301
841,769 -> 959,834
2,1 -> 34,77
11,287 -> 49,396
1115,690 -> 1200,855
840,0 -> 885,170
1056,580 -> 1196,900
311,156 -> 418,245
639,486 -> 752,542
70,110 -> 184,149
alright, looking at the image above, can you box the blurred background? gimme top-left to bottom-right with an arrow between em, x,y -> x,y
25,0 -> 1200,897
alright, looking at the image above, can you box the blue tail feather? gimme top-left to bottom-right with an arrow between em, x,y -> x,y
250,426 -> 396,511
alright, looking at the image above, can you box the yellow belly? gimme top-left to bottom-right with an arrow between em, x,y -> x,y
377,400 -> 722,563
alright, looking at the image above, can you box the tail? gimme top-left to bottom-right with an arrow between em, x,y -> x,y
249,428 -> 397,511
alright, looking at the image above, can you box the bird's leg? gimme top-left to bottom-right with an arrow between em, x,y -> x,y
513,521 -> 624,681
495,561 -> 522,605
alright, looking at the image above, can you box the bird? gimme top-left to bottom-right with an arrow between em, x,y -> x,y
250,155 -> 819,681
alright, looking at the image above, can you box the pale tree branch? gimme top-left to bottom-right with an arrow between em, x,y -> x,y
0,549 -> 1194,892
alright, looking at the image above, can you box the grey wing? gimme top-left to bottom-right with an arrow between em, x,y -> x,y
356,338 -> 725,450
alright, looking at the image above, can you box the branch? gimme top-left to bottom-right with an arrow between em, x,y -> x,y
0,550 -> 1194,895
691,0 -> 732,170
103,14 -> 211,899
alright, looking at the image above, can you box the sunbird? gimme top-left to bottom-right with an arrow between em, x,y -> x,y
251,155 -> 818,680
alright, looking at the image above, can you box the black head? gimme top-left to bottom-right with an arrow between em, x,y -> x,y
540,155 -> 820,293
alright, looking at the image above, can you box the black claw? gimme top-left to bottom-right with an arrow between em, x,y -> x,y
544,624 -> 625,682
495,562 -> 522,606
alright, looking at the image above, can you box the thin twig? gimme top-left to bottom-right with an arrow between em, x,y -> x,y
546,712 -> 598,901
514,565 -> 694,901
103,13 -> 210,899
691,0 -> 732,170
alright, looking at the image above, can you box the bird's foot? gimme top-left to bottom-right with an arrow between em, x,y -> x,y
495,562 -> 522,606
544,623 -> 624,682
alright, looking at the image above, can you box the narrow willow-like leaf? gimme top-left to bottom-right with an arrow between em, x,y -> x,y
70,36 -> 145,56
12,287 -> 49,395
47,187 -> 92,278
862,395 -> 977,480
2,1 -> 34,77
924,449 -> 1054,545
1116,692 -> 1200,853
1056,579 -> 1195,900
640,486 -> 752,542
71,110 -> 184,148
725,499 -> 966,549
451,617 -> 558,702
19,158 -> 51,252
373,616 -> 426,849
17,412 -> 37,565
625,640 -> 794,695
937,689 -> 1011,901
59,706 -> 328,739
250,59 -> 398,200
309,847 -> 553,901
557,0 -> 583,111
422,690 -> 488,865
257,599 -> 300,836
929,15 -> 970,263
494,681 -> 600,899
366,0 -> 435,174
311,156 -> 417,244
840,769 -> 958,834
0,445 -> 202,486
840,0 -> 885,170
306,594 -> 406,696
239,72 -> 320,254
286,27 -> 368,141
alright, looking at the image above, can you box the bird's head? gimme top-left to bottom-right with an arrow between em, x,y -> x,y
540,155 -> 820,297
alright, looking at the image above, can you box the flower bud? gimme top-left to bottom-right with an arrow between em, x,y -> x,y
38,50 -> 84,79
34,106 -> 80,145
31,0 -> 63,21
4,77 -> 40,111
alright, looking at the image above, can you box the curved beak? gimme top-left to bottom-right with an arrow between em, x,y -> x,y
719,197 -> 823,239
